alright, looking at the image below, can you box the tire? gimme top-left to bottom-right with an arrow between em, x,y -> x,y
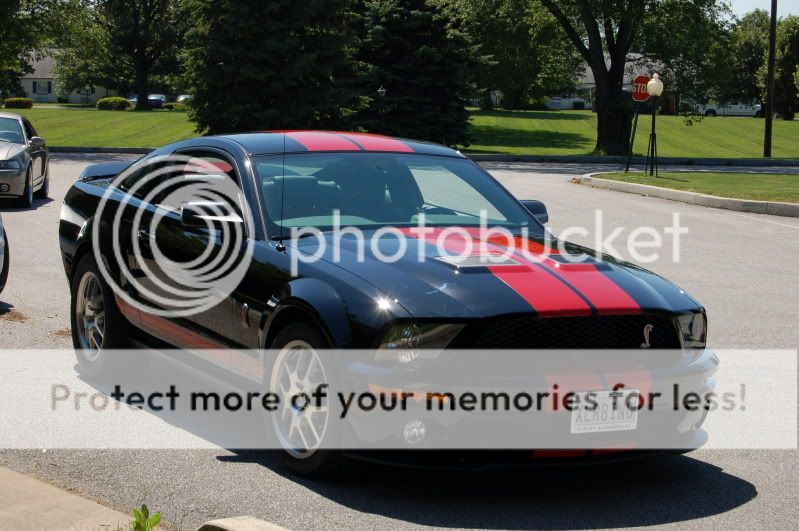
0,229 -> 9,295
35,163 -> 49,199
266,322 -> 341,477
18,167 -> 33,208
70,254 -> 132,377
704,110 -> 716,117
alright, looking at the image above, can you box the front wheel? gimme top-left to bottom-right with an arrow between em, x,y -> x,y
70,254 -> 132,377
0,228 -> 9,294
18,167 -> 33,208
266,322 -> 341,477
34,164 -> 49,199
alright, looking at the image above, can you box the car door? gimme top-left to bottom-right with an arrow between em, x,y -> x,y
129,148 -> 257,355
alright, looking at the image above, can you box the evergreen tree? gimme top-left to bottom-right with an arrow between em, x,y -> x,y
357,0 -> 481,146
182,0 -> 365,134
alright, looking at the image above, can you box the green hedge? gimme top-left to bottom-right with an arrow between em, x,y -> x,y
4,97 -> 33,109
96,96 -> 131,111
163,102 -> 188,112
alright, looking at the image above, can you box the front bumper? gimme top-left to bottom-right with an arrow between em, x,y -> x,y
0,168 -> 26,197
334,348 -> 718,452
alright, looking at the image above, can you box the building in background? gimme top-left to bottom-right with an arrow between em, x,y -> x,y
20,57 -> 117,105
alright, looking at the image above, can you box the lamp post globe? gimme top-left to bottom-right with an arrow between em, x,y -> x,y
647,73 -> 664,97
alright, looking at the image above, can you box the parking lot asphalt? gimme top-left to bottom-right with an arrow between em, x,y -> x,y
0,154 -> 796,529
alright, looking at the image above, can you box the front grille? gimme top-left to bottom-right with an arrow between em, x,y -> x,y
452,314 -> 680,349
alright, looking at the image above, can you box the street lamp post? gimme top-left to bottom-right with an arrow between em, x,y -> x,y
377,85 -> 387,131
645,73 -> 664,177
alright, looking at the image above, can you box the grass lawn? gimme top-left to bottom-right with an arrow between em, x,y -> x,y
12,107 -> 198,148
465,109 -> 799,159
593,171 -> 799,203
5,106 -> 798,158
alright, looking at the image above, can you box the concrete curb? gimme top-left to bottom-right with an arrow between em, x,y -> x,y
468,153 -> 799,167
197,515 -> 290,531
576,174 -> 799,218
51,146 -> 152,154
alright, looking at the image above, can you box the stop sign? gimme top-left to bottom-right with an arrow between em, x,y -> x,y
631,75 -> 651,102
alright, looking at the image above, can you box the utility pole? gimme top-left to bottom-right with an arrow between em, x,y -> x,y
764,0 -> 778,158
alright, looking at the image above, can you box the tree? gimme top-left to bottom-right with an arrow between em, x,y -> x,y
536,0 -> 649,155
0,0 -> 62,98
456,0 -> 582,109
637,0 -> 732,105
726,9 -> 770,104
537,0 -> 732,154
52,1 -> 118,95
357,0 -> 482,145
765,16 -> 799,120
183,0 -> 364,134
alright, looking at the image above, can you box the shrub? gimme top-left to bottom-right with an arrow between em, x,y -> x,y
163,102 -> 188,111
572,101 -> 585,110
96,96 -> 131,111
4,97 -> 33,109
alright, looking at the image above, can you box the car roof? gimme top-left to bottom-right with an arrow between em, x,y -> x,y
218,131 -> 465,158
0,112 -> 23,120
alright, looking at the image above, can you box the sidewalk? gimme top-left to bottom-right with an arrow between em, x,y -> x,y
0,466 -> 131,531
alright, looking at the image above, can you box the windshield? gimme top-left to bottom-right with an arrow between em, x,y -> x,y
0,118 -> 24,144
254,153 -> 540,235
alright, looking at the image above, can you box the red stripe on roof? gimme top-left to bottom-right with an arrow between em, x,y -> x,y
342,133 -> 415,152
285,132 -> 361,151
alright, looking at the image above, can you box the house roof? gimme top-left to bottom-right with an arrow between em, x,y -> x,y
578,53 -> 664,87
22,56 -> 56,79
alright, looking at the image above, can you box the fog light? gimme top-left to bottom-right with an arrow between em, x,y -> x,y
403,419 -> 426,445
0,184 -> 9,193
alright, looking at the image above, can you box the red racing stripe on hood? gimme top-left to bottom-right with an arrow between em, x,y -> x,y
399,228 -> 592,317
469,232 -> 640,315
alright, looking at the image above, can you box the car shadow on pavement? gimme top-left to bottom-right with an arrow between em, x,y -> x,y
0,197 -> 54,212
221,450 -> 756,529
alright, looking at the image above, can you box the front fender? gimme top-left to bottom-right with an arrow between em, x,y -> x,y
261,278 -> 352,348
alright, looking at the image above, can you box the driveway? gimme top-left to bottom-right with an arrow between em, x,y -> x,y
0,155 -> 796,529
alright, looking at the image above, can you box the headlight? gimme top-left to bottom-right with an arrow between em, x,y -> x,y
677,312 -> 707,348
376,323 -> 464,363
0,160 -> 21,170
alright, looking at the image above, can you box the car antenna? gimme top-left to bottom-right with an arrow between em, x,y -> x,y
275,132 -> 287,252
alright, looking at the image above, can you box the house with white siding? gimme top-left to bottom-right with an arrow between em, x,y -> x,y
20,56 -> 118,104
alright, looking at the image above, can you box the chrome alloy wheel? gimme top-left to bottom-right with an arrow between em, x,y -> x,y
75,271 -> 106,359
270,340 -> 330,458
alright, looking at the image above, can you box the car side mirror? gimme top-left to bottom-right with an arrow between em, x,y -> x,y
30,136 -> 44,145
520,199 -> 549,224
181,201 -> 243,228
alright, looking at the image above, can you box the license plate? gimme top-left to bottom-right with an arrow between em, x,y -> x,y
571,389 -> 639,434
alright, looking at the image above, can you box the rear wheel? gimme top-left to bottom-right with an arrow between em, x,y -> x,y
70,254 -> 132,377
266,322 -> 341,477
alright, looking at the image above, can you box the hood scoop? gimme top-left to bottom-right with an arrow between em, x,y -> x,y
434,255 -> 522,269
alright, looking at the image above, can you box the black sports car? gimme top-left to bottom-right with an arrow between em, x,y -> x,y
59,131 -> 710,474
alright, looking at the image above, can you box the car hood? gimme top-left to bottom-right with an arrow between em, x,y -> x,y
0,143 -> 25,161
294,230 -> 702,319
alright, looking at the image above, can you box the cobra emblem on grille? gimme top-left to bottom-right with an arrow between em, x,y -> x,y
640,324 -> 654,348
